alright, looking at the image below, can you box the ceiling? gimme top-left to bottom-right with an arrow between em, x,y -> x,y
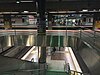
0,0 -> 100,12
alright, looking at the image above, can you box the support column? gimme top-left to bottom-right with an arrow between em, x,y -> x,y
37,0 -> 46,33
48,13 -> 52,30
93,13 -> 100,30
36,0 -> 46,63
36,0 -> 46,75
3,14 -> 12,29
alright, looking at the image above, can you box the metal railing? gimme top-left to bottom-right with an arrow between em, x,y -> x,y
1,69 -> 46,75
1,62 -> 47,75
64,62 -> 90,75
70,70 -> 83,75
78,27 -> 100,53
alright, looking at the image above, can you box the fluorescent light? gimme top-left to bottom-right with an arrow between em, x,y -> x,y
93,9 -> 96,11
16,1 -> 20,3
24,11 -> 29,13
21,1 -> 33,2
82,9 -> 88,11
49,11 -> 57,13
58,11 -> 67,13
67,11 -> 76,13
2,12 -> 10,14
49,11 -> 67,13
29,12 -> 37,14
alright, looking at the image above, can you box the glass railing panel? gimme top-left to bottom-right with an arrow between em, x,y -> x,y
0,55 -> 41,74
0,61 -> 47,75
1,70 -> 43,75
78,27 -> 100,52
0,33 -> 66,47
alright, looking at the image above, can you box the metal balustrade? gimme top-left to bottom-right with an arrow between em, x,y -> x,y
78,27 -> 100,53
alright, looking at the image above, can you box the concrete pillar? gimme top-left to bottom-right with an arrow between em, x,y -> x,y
36,0 -> 46,63
37,34 -> 46,63
48,13 -> 52,30
36,0 -> 46,33
36,0 -> 46,75
93,13 -> 100,30
3,14 -> 12,29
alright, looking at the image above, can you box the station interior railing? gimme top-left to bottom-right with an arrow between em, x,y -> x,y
78,27 -> 100,53
0,26 -> 100,75
1,60 -> 84,75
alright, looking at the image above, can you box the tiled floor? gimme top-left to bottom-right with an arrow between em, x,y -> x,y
47,55 -> 65,72
46,50 -> 76,72
51,53 -> 65,60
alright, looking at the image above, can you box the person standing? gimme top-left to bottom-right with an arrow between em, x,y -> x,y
53,47 -> 56,53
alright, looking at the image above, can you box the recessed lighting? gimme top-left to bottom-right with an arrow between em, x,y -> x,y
82,9 -> 88,11
16,1 -> 20,3
93,9 -> 96,11
21,1 -> 33,2
24,11 -> 29,13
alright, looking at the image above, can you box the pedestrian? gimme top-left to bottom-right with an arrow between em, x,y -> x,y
53,47 -> 56,53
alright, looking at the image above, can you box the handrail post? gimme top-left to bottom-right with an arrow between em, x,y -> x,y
93,30 -> 96,45
79,27 -> 82,39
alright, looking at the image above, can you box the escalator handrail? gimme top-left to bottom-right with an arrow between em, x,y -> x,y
80,27 -> 100,37
70,70 -> 90,75
0,46 -> 14,55
79,29 -> 100,53
64,62 -> 90,75
82,29 -> 100,37
79,36 -> 100,55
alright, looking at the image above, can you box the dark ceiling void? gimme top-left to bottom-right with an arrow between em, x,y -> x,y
46,1 -> 100,11
0,1 -> 99,12
0,2 -> 36,12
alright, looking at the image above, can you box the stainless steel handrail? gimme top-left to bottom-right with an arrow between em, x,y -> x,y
64,62 -> 84,75
70,70 -> 83,75
79,28 -> 100,54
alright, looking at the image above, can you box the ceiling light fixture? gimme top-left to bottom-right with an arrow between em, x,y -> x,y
24,11 -> 29,13
21,1 -> 33,3
82,9 -> 88,12
16,0 -> 20,3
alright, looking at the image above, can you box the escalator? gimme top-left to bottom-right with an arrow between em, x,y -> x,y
0,46 -> 15,55
14,46 -> 32,59
69,29 -> 100,75
0,46 -> 32,60
0,55 -> 38,75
